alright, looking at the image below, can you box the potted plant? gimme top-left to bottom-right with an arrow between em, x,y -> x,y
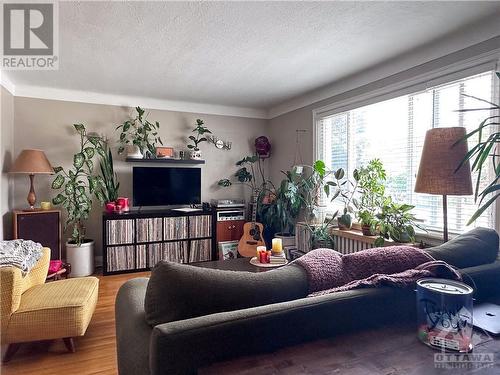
258,172 -> 302,248
187,119 -> 211,159
354,159 -> 386,235
97,139 -> 120,204
51,124 -> 106,277
307,214 -> 337,249
292,160 -> 343,250
327,167 -> 358,230
373,197 -> 425,246
298,160 -> 331,223
116,106 -> 163,159
358,210 -> 377,236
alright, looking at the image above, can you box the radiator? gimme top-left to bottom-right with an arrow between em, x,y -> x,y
296,223 -> 376,254
332,232 -> 375,254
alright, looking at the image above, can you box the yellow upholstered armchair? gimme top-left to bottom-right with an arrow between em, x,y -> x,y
1,247 -> 99,362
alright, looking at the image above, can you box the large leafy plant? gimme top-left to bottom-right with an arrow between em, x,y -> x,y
258,171 -> 302,235
187,119 -> 212,151
456,72 -> 500,224
51,124 -> 106,246
116,106 -> 163,158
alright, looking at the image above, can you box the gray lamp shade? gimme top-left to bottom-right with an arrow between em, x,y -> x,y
415,127 -> 473,196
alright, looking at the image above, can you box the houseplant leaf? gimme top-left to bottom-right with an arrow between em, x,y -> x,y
51,174 -> 65,189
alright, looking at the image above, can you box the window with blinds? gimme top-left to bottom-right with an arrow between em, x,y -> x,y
315,71 -> 496,235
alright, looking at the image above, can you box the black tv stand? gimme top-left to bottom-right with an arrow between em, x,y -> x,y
102,208 -> 215,275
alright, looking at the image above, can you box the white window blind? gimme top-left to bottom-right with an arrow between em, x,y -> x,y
316,71 -> 496,235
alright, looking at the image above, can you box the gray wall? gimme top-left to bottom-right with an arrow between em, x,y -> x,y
11,97 -> 267,259
1,87 -> 14,240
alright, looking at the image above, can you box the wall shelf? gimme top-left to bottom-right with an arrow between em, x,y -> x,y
126,157 -> 205,164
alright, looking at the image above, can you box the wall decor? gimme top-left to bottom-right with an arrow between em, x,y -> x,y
207,135 -> 232,150
156,146 -> 174,158
255,136 -> 271,158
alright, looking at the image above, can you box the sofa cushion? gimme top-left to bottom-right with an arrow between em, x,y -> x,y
144,261 -> 308,326
425,227 -> 498,269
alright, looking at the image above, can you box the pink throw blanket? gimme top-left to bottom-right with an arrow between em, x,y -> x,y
294,246 -> 461,297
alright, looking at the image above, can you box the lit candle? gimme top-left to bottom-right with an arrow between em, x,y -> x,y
257,245 -> 266,258
272,238 -> 283,253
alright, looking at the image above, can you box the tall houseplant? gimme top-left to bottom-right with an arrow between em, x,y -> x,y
456,72 -> 500,224
258,170 -> 302,247
51,124 -> 106,276
116,106 -> 163,159
295,161 -> 339,250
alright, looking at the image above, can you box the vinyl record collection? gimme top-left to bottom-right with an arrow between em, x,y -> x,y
137,218 -> 163,242
104,213 -> 213,274
106,219 -> 134,245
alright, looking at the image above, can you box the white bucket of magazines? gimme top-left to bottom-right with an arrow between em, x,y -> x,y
416,278 -> 474,353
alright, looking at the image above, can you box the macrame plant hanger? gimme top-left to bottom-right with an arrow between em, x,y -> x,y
293,129 -> 307,173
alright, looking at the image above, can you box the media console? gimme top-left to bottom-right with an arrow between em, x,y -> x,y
102,208 -> 216,275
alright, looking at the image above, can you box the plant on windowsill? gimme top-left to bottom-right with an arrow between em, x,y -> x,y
326,167 -> 359,230
187,119 -> 212,160
116,106 -> 163,159
308,214 -> 338,249
51,123 -> 106,277
456,72 -> 500,224
373,197 -> 425,247
354,159 -> 387,236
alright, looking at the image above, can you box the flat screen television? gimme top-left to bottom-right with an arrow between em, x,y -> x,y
133,167 -> 201,207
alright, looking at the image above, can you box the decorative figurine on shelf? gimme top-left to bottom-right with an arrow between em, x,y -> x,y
255,136 -> 271,158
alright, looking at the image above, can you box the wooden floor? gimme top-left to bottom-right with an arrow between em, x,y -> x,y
2,272 -> 500,375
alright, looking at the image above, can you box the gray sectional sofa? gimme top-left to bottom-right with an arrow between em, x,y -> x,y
115,227 -> 500,375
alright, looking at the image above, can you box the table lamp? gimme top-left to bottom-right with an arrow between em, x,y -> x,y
414,127 -> 473,242
9,149 -> 54,210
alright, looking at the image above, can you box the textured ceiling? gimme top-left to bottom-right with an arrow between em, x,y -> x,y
6,1 -> 500,113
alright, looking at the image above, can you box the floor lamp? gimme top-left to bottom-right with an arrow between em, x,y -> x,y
414,127 -> 473,242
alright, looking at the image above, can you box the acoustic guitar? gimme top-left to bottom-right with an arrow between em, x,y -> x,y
238,190 -> 265,257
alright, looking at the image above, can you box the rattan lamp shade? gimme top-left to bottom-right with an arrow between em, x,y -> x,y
10,149 -> 53,174
415,127 -> 472,196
